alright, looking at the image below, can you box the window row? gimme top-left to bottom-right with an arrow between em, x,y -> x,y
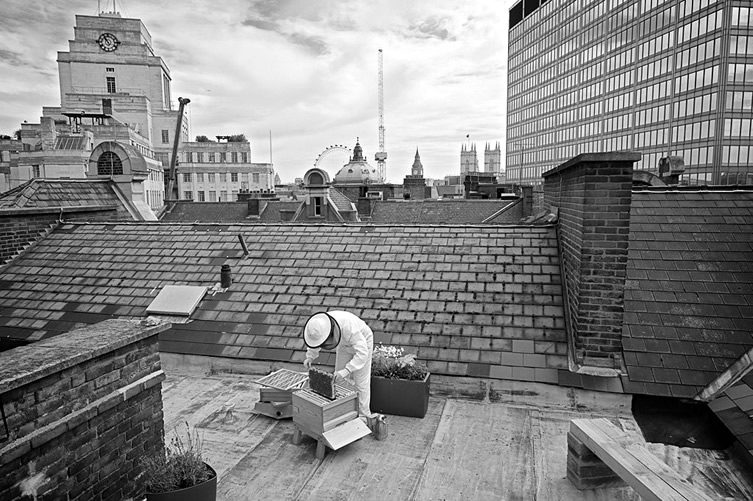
678,0 -> 715,19
603,134 -> 632,151
674,93 -> 717,119
635,127 -> 669,147
604,114 -> 633,133
672,119 -> 716,142
677,10 -> 722,45
732,7 -> 751,28
638,6 -> 674,39
728,63 -> 753,85
722,145 -> 753,166
638,31 -> 673,60
730,36 -> 753,56
606,91 -> 633,112
637,56 -> 671,82
671,145 -> 713,168
724,118 -> 753,138
725,91 -> 753,112
676,38 -> 719,69
606,70 -> 634,93
606,48 -> 633,73
636,103 -> 670,125
181,172 -> 261,183
636,80 -> 670,105
184,151 -> 249,163
183,190 -> 236,202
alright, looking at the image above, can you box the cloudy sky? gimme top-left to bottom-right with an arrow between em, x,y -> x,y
0,0 -> 517,183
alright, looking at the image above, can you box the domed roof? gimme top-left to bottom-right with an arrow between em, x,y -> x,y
333,138 -> 378,184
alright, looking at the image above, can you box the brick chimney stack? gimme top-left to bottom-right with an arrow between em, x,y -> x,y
542,152 -> 640,370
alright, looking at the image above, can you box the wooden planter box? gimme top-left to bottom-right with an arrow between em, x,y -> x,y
370,372 -> 430,418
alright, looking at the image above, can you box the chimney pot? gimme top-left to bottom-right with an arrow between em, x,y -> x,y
220,264 -> 232,288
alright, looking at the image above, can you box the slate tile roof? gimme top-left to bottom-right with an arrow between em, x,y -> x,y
0,222 -> 568,381
622,189 -> 753,399
161,201 -> 251,222
0,179 -> 131,218
328,188 -> 355,212
368,200 -> 523,224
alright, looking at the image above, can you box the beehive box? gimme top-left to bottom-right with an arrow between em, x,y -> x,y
292,383 -> 358,436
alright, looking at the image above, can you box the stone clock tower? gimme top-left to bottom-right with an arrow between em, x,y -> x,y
54,13 -> 185,147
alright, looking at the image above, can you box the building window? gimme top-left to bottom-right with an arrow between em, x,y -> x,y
232,152 -> 238,163
183,173 -> 191,183
197,191 -> 205,202
313,196 -> 323,216
32,165 -> 41,178
220,190 -> 227,201
161,130 -> 169,143
209,190 -> 216,201
106,67 -> 115,72
208,173 -> 215,183
221,173 -> 227,183
186,152 -> 193,163
221,152 -> 227,163
197,152 -> 204,162
209,152 -> 215,163
231,172 -> 238,182
197,173 -> 204,183
241,152 -> 248,163
183,191 -> 193,200
106,76 -> 117,93
97,151 -> 123,175
252,173 -> 260,184
231,190 -> 238,200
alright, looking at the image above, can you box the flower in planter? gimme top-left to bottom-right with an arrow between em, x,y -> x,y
371,344 -> 429,381
140,421 -> 214,494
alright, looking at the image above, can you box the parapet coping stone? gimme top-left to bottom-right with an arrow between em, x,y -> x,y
0,205 -> 119,217
0,318 -> 170,394
542,152 -> 642,178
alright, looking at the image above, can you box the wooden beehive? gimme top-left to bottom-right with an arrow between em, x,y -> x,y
292,383 -> 358,436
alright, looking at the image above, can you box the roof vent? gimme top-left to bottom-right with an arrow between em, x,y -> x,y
147,285 -> 207,316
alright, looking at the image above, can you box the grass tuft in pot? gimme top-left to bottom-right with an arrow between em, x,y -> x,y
371,344 -> 429,381
141,421 -> 213,493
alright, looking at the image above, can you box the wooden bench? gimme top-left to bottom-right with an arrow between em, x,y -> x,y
569,418 -> 716,501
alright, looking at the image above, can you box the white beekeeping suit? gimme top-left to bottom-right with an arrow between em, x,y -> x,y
303,310 -> 375,419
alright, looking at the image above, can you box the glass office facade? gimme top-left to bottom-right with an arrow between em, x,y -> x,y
507,0 -> 753,185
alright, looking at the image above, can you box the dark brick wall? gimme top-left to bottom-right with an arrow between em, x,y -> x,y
542,153 -> 639,368
0,319 -> 168,501
0,208 -> 118,265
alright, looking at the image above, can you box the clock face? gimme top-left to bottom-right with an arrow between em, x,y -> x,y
97,33 -> 120,52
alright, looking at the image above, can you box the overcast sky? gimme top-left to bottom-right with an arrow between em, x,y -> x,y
0,0 -> 517,183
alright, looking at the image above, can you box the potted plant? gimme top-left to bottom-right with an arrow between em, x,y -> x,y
140,422 -> 217,501
370,344 -> 430,418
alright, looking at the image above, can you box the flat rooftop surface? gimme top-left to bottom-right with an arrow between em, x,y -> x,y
160,364 -> 753,501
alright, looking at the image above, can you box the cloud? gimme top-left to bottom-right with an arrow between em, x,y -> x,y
241,18 -> 278,31
0,48 -> 26,67
408,17 -> 454,40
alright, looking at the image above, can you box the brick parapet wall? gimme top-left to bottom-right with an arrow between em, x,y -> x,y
0,319 -> 170,501
0,206 -> 119,265
542,153 -> 639,368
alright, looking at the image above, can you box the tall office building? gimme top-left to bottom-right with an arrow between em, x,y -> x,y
506,0 -> 753,186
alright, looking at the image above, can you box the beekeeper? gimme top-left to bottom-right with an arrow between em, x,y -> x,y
303,311 -> 375,421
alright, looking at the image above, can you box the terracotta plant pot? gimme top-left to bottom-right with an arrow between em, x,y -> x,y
145,463 -> 217,501
370,372 -> 430,418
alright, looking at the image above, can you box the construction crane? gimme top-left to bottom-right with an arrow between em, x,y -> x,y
166,97 -> 190,201
374,49 -> 387,182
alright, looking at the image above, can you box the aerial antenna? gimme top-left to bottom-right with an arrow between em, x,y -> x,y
374,49 -> 387,183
